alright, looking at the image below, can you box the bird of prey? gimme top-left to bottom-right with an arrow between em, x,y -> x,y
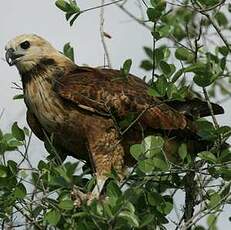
5,34 -> 224,200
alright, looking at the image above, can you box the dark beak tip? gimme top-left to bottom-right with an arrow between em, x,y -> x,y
5,48 -> 15,66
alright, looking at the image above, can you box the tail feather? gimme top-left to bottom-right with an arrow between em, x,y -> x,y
166,98 -> 224,118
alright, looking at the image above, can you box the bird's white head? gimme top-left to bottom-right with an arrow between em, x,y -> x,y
5,34 -> 68,73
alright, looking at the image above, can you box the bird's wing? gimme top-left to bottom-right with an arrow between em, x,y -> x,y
53,66 -> 189,130
26,110 -> 45,140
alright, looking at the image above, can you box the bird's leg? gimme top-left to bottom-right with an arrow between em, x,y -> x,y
71,127 -> 125,207
86,127 -> 125,202
71,176 -> 108,207
92,176 -> 107,197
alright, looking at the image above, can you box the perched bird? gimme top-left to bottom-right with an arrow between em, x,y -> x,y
5,34 -> 224,200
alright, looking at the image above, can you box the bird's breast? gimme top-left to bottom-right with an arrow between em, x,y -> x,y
24,76 -> 68,132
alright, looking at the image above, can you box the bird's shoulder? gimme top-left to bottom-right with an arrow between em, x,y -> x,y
52,66 -> 152,116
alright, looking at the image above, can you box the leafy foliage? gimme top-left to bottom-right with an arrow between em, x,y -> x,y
55,0 -> 81,26
1,0 -> 231,229
63,42 -> 75,62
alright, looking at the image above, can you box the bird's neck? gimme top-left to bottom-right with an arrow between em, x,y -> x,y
19,55 -> 75,88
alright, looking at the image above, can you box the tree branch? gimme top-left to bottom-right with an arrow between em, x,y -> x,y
100,0 -> 112,68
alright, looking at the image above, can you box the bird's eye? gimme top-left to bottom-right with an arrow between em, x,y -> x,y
20,41 -> 30,49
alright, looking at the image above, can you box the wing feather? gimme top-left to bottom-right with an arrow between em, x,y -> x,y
53,67 -> 188,130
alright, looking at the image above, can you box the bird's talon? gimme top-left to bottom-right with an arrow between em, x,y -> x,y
71,186 -> 100,207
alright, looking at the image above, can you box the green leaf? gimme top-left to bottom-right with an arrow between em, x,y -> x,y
148,76 -> 168,97
143,135 -> 164,158
168,64 -> 176,77
138,159 -> 155,173
198,151 -> 217,163
209,192 -> 221,209
140,60 -> 153,71
193,74 -> 216,87
207,214 -> 217,230
198,0 -> 220,7
229,3 -> 231,12
155,46 -> 170,63
171,68 -> 184,83
157,25 -> 172,37
143,46 -> 153,59
166,83 -> 177,98
0,129 -> 3,140
178,143 -> 187,160
218,149 -> 231,163
106,181 -> 122,199
8,139 -> 23,148
160,61 -> 172,75
153,158 -> 168,170
139,214 -> 154,227
130,144 -> 143,160
121,59 -> 132,78
11,122 -> 25,141
147,8 -> 161,22
185,63 -> 207,74
196,120 -> 216,141
151,0 -> 166,11
175,48 -> 194,62
218,46 -> 229,56
55,0 -> 70,12
8,160 -> 17,174
173,25 -> 186,41
23,127 -> 30,136
14,183 -> 27,199
69,12 -> 81,26
63,42 -> 74,62
66,12 -> 74,21
123,202 -> 136,213
13,94 -> 24,100
118,211 -> 139,227
215,12 -> 228,27
148,87 -> 161,97
68,0 -> 80,12
0,166 -> 7,178
216,126 -> 231,136
217,168 -> 231,181
167,84 -> 188,101
150,0 -> 158,7
32,206 -> 43,218
56,0 -> 80,26
161,200 -> 173,215
147,191 -> 164,206
45,209 -> 61,226
58,199 -> 74,210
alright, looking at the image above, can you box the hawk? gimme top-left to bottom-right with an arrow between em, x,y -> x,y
5,34 -> 224,199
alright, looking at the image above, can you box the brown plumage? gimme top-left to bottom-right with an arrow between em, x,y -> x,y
5,34 -> 224,198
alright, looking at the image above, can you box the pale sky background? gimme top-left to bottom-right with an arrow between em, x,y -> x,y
0,0 -> 230,229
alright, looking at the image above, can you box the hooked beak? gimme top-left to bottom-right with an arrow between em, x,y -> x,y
5,48 -> 24,66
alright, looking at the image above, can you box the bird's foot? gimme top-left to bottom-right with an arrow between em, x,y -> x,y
71,186 -> 101,207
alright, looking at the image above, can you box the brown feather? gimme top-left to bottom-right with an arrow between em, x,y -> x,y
54,67 -> 189,130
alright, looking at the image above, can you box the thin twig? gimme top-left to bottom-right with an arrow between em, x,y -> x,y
112,0 -> 152,30
0,109 -> 4,120
192,0 -> 231,52
13,205 -> 43,230
100,0 -> 112,68
182,192 -> 231,229
202,88 -> 220,129
151,22 -> 157,84
11,82 -> 23,91
81,0 -> 125,14
201,12 -> 231,52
